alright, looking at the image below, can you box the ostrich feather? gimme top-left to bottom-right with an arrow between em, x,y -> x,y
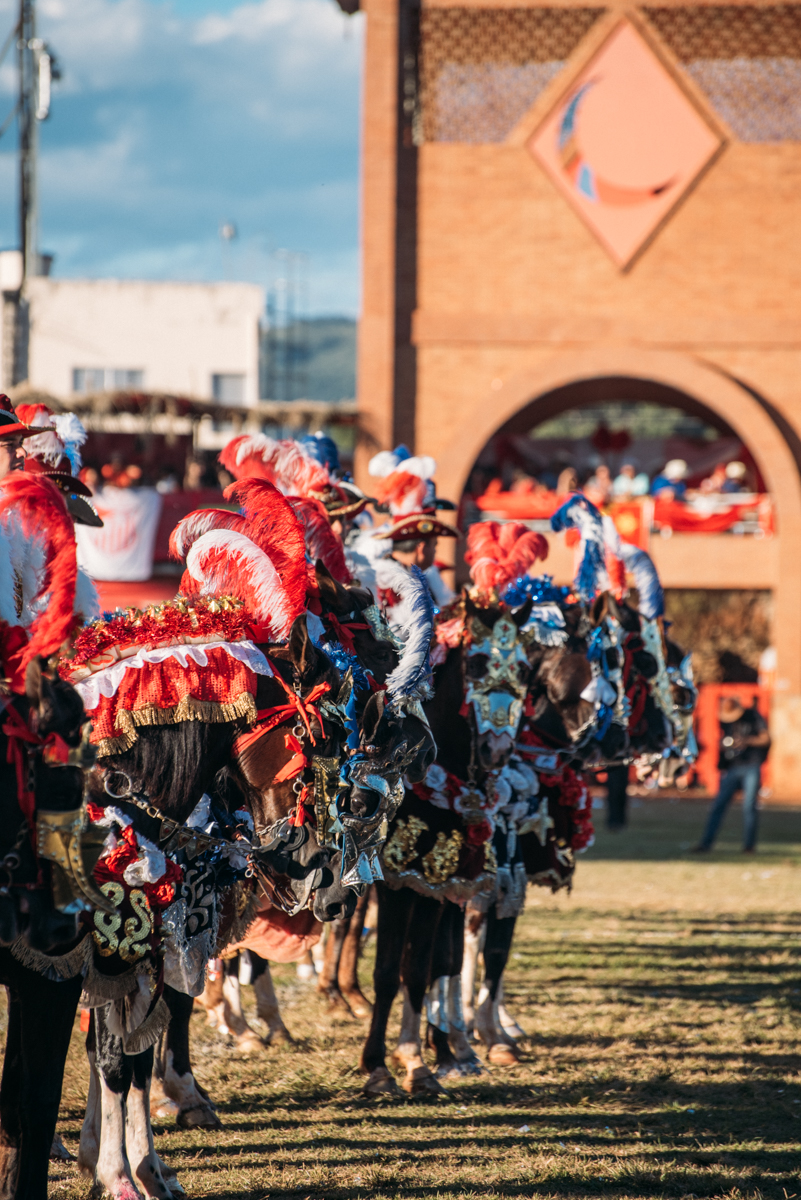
224,478 -> 308,624
371,471 -> 429,515
74,568 -> 101,623
465,521 -> 549,596
374,556 -> 434,701
51,413 -> 88,474
367,445 -> 411,478
618,542 -> 664,619
185,529 -> 295,639
551,494 -> 608,602
287,496 -> 351,583
219,434 -> 331,497
169,508 -> 246,561
0,474 -> 78,666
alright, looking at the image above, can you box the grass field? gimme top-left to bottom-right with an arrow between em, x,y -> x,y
23,799 -> 801,1198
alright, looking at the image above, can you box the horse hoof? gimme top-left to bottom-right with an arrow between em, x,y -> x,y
234,1030 -> 265,1054
434,1063 -> 464,1081
361,1067 -> 403,1098
176,1104 -> 222,1131
263,1025 -> 294,1046
150,1097 -> 180,1120
488,1042 -> 521,1066
342,991 -> 372,1018
404,1070 -> 445,1096
455,1054 -> 485,1076
50,1132 -> 76,1162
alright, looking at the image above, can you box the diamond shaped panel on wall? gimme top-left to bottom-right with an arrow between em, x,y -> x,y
528,19 -> 724,268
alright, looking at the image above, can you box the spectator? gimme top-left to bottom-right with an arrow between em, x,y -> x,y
584,464 -> 612,507
650,459 -> 688,501
721,461 -> 748,494
699,462 -> 727,494
184,457 -> 205,492
79,465 -> 101,494
612,462 -> 649,498
693,695 -> 770,854
556,466 -> 579,494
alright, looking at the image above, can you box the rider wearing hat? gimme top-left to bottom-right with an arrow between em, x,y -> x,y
0,394 -> 43,480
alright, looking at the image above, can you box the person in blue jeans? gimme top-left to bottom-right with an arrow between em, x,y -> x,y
695,695 -> 770,853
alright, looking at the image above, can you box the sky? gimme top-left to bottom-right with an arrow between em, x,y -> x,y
0,0 -> 365,315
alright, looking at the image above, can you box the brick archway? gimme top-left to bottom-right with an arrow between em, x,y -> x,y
430,348 -> 801,707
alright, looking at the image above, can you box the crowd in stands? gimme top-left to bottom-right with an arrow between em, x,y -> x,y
483,456 -> 754,508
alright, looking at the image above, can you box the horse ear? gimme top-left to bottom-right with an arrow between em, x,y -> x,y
288,614 -> 320,682
360,691 -> 387,748
315,560 -> 350,613
591,593 -> 608,625
24,656 -> 45,704
511,597 -> 533,629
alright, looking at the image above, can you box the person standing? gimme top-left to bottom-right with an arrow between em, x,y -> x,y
694,695 -> 770,853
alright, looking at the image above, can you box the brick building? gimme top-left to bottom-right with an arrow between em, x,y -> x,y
354,0 -> 801,794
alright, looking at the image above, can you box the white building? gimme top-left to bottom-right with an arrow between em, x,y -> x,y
3,265 -> 264,406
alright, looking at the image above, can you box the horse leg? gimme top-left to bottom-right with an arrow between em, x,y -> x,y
251,956 -> 293,1044
0,962 -> 81,1200
77,1022 -> 101,1182
193,960 -> 224,1030
316,916 -> 351,1012
89,1008 -> 143,1200
393,895 -> 445,1096
475,908 -> 520,1066
425,901 -> 460,1078
0,986 -> 22,1198
360,883 -> 413,1098
497,976 -> 525,1042
218,957 -> 264,1052
461,906 -> 486,1041
338,888 -> 371,1017
152,987 -> 220,1130
124,1047 -> 175,1200
442,903 -> 483,1075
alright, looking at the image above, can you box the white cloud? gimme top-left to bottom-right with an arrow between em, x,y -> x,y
0,0 -> 364,314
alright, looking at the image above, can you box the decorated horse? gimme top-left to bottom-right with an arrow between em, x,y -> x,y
461,495 -> 698,1061
0,462 -> 110,1200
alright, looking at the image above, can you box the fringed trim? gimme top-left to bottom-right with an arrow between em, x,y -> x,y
216,880 -> 260,954
81,960 -> 143,1004
382,866 -> 496,904
122,996 -> 170,1056
527,866 -> 574,895
9,932 -> 92,981
95,693 -> 257,758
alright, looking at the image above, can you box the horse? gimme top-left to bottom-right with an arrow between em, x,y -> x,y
0,658 -> 95,1200
359,593 -> 536,1097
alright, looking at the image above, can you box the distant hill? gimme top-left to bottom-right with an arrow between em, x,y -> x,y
260,316 -> 356,403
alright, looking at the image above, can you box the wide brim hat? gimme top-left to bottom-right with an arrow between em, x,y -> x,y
65,493 -> 104,527
24,454 -> 94,498
325,481 -> 370,520
373,512 -> 458,542
0,409 -> 48,440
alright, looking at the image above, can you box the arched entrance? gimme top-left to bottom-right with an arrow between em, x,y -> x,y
427,349 -> 801,797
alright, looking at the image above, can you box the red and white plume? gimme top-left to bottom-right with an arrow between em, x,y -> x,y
0,474 -> 78,670
16,403 -> 87,473
219,434 -> 331,498
368,450 -> 437,516
171,479 -> 309,640
465,521 -> 549,598
287,496 -> 350,583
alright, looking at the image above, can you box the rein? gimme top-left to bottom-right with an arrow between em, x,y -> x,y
3,703 -> 71,848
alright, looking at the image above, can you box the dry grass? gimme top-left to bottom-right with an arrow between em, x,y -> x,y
19,799 -> 801,1199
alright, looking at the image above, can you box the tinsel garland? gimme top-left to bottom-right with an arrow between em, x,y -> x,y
64,594 -> 254,673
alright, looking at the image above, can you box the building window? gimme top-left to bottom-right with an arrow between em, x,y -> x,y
212,373 -> 246,405
72,368 -> 144,394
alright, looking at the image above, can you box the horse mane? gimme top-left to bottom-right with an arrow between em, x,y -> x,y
465,521 -> 549,596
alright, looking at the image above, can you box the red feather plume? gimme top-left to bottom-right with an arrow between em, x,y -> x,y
287,497 -> 350,583
224,478 -> 309,625
169,508 -> 246,561
465,521 -> 549,596
0,474 -> 78,667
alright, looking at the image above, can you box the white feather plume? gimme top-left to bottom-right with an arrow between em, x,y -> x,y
52,413 -> 87,474
74,568 -> 101,622
374,557 -> 434,701
185,529 -> 294,639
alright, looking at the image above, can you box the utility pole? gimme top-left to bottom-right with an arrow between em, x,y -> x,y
6,0 -> 54,385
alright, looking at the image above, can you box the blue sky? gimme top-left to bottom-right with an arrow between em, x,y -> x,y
0,0 -> 364,314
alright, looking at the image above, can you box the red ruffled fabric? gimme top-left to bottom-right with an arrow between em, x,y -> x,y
84,647 -> 260,749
